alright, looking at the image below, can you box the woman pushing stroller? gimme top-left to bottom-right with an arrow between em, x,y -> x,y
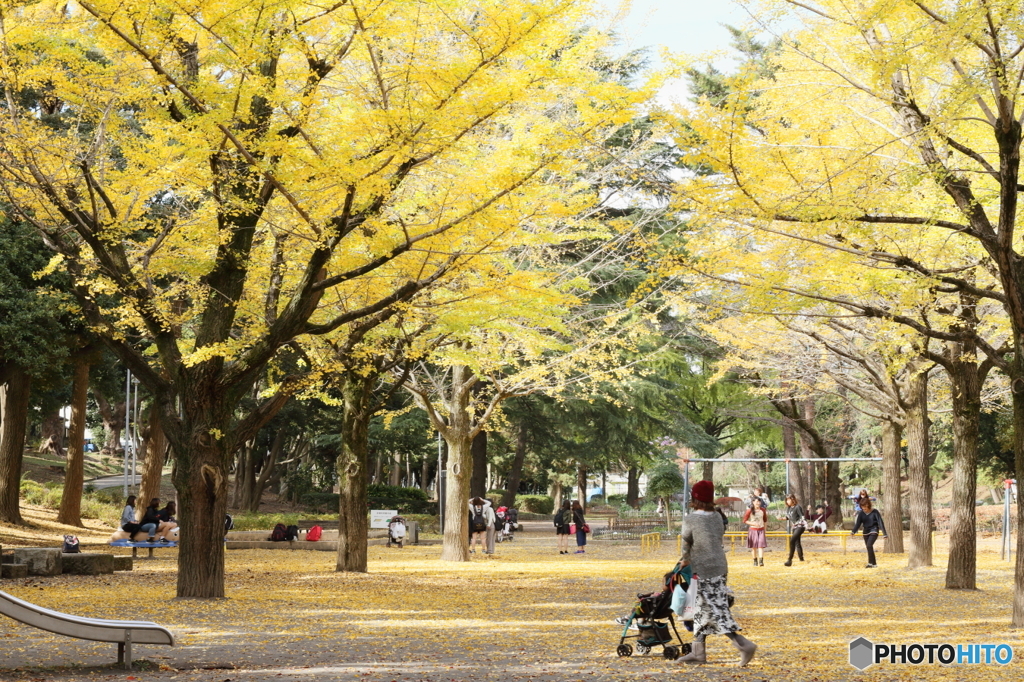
676,480 -> 757,666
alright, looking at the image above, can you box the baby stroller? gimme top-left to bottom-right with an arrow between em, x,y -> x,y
387,515 -> 406,548
495,507 -> 514,543
616,564 -> 692,660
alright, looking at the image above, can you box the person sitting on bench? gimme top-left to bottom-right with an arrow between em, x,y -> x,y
140,498 -> 164,542
157,501 -> 178,541
120,495 -> 157,542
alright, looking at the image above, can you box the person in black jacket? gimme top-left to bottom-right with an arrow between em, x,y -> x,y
140,498 -> 162,543
851,498 -> 887,568
572,500 -> 588,554
554,501 -> 572,554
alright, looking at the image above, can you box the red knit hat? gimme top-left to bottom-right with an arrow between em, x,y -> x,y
691,480 -> 714,503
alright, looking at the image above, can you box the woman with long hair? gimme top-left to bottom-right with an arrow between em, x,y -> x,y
572,500 -> 587,554
743,497 -> 768,566
555,500 -> 572,554
677,480 -> 756,666
852,498 -> 887,568
779,494 -> 806,566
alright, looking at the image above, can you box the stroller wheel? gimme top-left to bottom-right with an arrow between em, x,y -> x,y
635,643 -> 651,656
679,643 -> 692,657
616,644 -> 633,657
663,646 -> 679,660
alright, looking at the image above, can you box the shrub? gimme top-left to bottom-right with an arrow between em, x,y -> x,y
516,495 -> 553,514
402,513 -> 440,534
607,494 -> 627,505
367,484 -> 429,501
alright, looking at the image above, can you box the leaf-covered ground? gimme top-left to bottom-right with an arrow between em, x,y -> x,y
0,533 -> 1021,681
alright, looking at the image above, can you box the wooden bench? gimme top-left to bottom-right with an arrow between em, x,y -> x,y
109,539 -> 177,559
0,589 -> 173,669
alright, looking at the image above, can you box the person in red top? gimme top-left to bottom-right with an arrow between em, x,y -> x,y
742,498 -> 768,566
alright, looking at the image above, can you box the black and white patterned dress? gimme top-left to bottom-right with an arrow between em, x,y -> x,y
692,574 -> 739,639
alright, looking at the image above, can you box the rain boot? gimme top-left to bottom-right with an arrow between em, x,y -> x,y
677,641 -> 706,664
730,634 -> 757,667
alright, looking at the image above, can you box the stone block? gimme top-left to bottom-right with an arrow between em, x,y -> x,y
112,555 -> 133,572
61,553 -> 114,576
11,548 -> 62,577
1,563 -> 28,579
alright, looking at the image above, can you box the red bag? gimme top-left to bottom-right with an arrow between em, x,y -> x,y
306,525 -> 323,541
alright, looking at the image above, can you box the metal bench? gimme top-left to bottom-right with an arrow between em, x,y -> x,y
109,539 -> 177,559
0,589 -> 173,669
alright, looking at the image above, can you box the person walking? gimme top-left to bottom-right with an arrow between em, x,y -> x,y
677,480 -> 757,666
851,498 -> 887,568
467,497 -> 495,554
743,497 -> 768,566
778,494 -> 806,566
572,500 -> 588,554
555,500 -> 572,554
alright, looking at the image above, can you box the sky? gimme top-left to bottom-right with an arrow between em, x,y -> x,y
598,0 -> 761,103
606,0 -> 753,58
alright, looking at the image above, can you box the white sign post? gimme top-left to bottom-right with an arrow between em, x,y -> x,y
370,510 -> 398,529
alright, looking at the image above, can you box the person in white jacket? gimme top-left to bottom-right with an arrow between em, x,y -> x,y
468,497 -> 496,554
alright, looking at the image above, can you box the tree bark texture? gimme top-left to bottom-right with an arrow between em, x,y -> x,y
1012,377 -> 1024,626
336,372 -> 373,572
501,424 -> 527,508
139,405 -> 167,508
57,358 -> 90,526
905,361 -> 932,568
945,349 -> 982,589
825,460 -> 844,529
167,389 -> 234,599
782,421 -> 804,503
38,409 -> 65,454
800,399 -> 817,506
470,430 -> 487,498
577,464 -> 587,511
626,467 -> 640,508
440,365 -> 474,562
0,367 -> 31,524
880,420 -> 905,553
94,392 -> 125,454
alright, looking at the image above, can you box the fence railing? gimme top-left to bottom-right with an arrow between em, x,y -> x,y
640,533 -> 661,554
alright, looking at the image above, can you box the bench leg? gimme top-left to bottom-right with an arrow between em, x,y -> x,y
131,547 -> 138,559
123,630 -> 133,670
148,547 -> 155,559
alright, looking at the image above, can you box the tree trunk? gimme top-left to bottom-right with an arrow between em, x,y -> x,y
550,479 -> 563,510
701,461 -> 713,481
440,365 -> 474,562
880,419 -> 905,553
94,392 -> 125,454
577,464 -> 587,511
946,353 -> 983,589
138,405 -> 167,507
1012,369 -> 1024,625
249,430 -> 284,512
501,424 -> 527,508
825,460 -> 843,529
167,394 -> 234,599
38,409 -> 65,455
626,466 -> 640,508
800,399 -> 817,505
336,371 -> 373,572
0,367 -> 32,524
57,358 -> 90,526
782,421 -> 805,503
470,430 -> 487,498
905,360 -> 932,568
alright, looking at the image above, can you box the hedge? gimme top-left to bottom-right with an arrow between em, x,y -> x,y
516,495 -> 554,514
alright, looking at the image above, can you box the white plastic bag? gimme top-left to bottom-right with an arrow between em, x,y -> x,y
680,576 -> 698,621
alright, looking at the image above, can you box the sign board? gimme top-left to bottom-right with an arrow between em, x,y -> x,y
370,510 -> 397,529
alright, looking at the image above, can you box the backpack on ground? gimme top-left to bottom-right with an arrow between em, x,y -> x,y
269,523 -> 288,541
62,535 -> 80,553
471,505 -> 487,532
285,524 -> 300,541
306,525 -> 323,541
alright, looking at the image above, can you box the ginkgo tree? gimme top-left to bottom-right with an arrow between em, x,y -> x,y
0,0 -> 641,597
670,0 -> 1024,624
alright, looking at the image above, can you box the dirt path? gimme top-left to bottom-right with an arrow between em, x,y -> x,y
0,533 -> 1021,681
